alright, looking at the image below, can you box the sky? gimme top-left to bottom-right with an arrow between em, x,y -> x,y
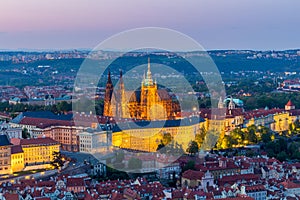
0,0 -> 299,50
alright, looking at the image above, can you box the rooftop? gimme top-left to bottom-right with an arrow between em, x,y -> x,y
11,137 -> 59,146
0,135 -> 12,146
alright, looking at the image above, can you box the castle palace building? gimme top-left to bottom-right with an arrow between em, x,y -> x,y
104,58 -> 180,120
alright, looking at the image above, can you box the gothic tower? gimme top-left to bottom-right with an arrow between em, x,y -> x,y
228,97 -> 235,110
103,70 -> 113,117
140,58 -> 159,120
228,96 -> 235,115
218,96 -> 224,109
117,70 -> 129,118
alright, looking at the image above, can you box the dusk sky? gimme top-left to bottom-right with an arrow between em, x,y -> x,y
0,0 -> 299,50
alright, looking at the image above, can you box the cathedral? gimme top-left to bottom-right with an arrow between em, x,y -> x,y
103,58 -> 180,120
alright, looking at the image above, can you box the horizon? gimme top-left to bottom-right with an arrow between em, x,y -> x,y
0,48 -> 300,53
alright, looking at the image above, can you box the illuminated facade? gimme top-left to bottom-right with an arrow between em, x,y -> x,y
44,126 -> 82,152
112,117 -> 204,152
11,145 -> 24,173
11,137 -> 60,168
104,58 -> 180,120
0,135 -> 12,175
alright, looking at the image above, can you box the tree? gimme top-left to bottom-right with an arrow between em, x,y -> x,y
260,127 -> 272,143
277,151 -> 288,162
186,141 -> 199,156
245,125 -> 258,144
182,160 -> 195,172
156,141 -> 166,153
22,128 -> 30,139
50,151 -> 65,171
202,131 -> 219,150
162,132 -> 172,145
57,101 -> 71,113
195,126 -> 206,147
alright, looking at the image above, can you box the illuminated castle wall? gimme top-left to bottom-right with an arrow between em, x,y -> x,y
104,58 -> 180,120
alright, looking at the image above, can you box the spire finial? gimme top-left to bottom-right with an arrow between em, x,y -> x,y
148,57 -> 151,73
144,57 -> 153,86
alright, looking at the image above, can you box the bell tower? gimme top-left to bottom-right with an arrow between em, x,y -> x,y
103,70 -> 113,117
140,58 -> 159,120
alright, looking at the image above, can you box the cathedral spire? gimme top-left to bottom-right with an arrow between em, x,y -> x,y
107,69 -> 112,83
144,57 -> 153,86
228,96 -> 235,110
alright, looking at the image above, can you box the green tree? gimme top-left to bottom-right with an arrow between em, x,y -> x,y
202,131 -> 219,150
57,101 -> 71,113
182,160 -> 195,172
260,127 -> 272,143
156,142 -> 166,153
195,126 -> 206,147
22,128 -> 30,139
277,151 -> 288,162
186,141 -> 199,156
162,132 -> 172,145
50,151 -> 65,170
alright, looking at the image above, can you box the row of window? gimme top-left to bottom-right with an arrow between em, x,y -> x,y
0,160 -> 8,165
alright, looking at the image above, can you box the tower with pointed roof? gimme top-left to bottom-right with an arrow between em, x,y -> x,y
103,70 -> 114,117
285,100 -> 295,110
103,57 -> 179,120
140,57 -> 160,120
116,70 -> 130,118
218,96 -> 224,109
228,97 -> 235,110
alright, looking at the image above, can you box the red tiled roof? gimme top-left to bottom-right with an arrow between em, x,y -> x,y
281,181 -> 300,189
182,169 -> 204,180
219,197 -> 254,200
66,178 -> 85,187
19,117 -> 74,128
218,174 -> 260,186
243,108 -> 285,120
245,185 -> 266,192
286,100 -> 294,106
11,137 -> 59,146
3,193 -> 19,200
124,188 -> 139,198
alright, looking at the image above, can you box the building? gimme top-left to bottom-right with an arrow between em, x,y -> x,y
9,94 -> 73,106
66,178 -> 85,193
112,116 -> 204,152
182,170 -> 205,188
44,126 -> 82,152
78,128 -> 112,153
285,100 -> 296,110
103,58 -> 180,120
10,145 -> 24,173
11,137 -> 60,169
9,111 -> 106,152
156,160 -> 181,180
0,121 -> 22,139
0,135 -> 12,175
241,185 -> 267,200
91,162 -> 107,177
280,180 -> 300,196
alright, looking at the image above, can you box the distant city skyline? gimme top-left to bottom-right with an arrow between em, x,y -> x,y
0,0 -> 300,50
